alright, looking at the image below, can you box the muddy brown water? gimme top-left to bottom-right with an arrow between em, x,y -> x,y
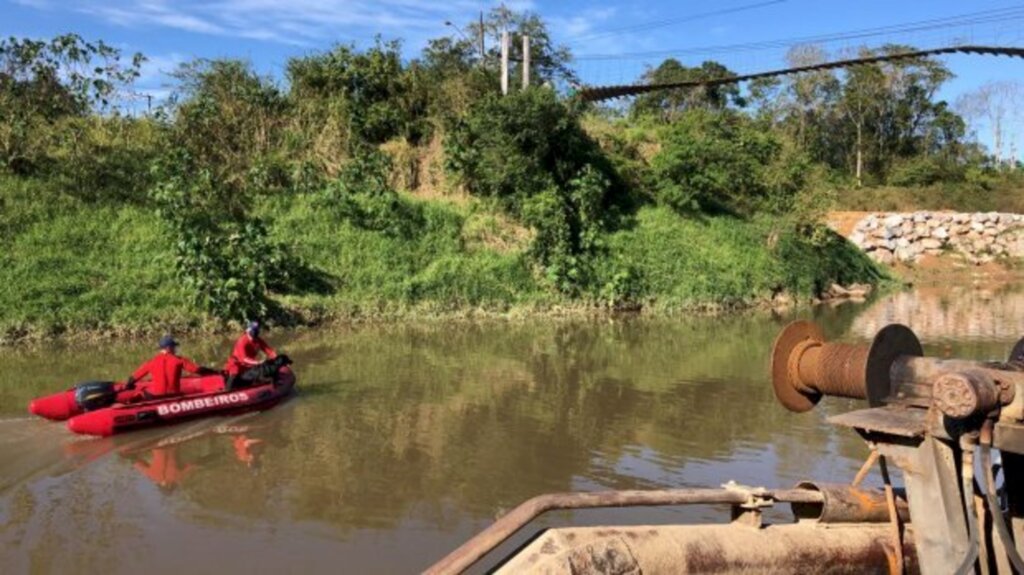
2,283 -> 1023,574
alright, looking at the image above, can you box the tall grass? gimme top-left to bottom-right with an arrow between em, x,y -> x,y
602,207 -> 885,309
1,176 -> 886,342
0,177 -> 196,339
266,194 -> 544,316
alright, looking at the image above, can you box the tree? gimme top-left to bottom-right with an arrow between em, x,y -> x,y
0,34 -> 143,173
779,45 -> 841,154
957,81 -> 1022,165
167,59 -> 288,211
836,45 -> 956,184
422,36 -> 477,78
840,56 -> 885,186
446,4 -> 576,86
445,88 -> 615,293
287,40 -> 408,150
649,109 -> 799,215
631,59 -> 743,121
925,101 -> 966,158
871,45 -> 952,159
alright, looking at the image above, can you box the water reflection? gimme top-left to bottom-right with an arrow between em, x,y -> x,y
1,284 -> 1023,573
118,419 -> 271,493
851,282 -> 1024,343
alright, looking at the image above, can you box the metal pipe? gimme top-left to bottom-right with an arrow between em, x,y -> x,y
981,423 -> 1024,573
955,436 -> 981,575
790,481 -> 909,523
496,523 -> 919,574
423,487 -> 824,575
879,456 -> 906,575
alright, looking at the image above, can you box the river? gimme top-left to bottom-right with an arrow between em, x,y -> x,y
2,283 -> 1023,573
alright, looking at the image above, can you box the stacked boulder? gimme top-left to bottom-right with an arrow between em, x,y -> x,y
848,212 -> 1024,265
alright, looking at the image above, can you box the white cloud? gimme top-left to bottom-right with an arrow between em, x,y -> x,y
137,52 -> 186,83
28,0 -> 493,47
82,3 -> 225,35
11,0 -> 53,8
553,7 -> 617,39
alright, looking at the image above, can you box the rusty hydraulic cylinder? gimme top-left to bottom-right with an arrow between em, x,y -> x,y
423,487 -> 824,575
790,481 -> 910,524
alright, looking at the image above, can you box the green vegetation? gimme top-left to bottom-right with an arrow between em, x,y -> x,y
5,7 -> 1014,342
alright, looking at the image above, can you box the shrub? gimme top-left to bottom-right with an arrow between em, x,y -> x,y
888,155 -> 964,187
649,109 -> 813,216
149,164 -> 294,321
167,59 -> 290,210
319,149 -> 424,237
445,88 -> 619,292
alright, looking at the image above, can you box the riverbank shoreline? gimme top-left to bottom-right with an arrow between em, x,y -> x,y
8,223 -> 1023,348
15,262 -> 1023,348
0,295 -> 820,347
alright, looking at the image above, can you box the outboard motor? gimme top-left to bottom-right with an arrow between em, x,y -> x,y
74,381 -> 117,412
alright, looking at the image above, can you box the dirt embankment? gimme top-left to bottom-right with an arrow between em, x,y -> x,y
827,211 -> 874,236
828,210 -> 1024,285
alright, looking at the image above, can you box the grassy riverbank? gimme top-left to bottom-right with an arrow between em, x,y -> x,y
0,174 -> 884,343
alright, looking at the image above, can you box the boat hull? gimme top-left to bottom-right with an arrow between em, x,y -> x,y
64,368 -> 295,437
29,375 -> 224,421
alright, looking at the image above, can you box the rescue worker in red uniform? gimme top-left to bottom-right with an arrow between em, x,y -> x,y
125,335 -> 204,398
224,321 -> 277,390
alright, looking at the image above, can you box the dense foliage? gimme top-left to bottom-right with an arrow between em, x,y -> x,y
0,34 -> 148,199
2,9 -> 1019,339
648,109 -> 809,215
446,89 -> 620,291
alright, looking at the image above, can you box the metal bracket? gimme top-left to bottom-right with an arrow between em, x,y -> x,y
723,481 -> 774,528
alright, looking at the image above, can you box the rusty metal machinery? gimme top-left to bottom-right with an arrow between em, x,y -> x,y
425,483 -> 916,574
426,321 -> 1024,574
772,320 -> 1024,575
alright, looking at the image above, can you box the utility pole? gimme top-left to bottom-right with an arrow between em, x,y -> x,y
479,11 -> 485,65
522,35 -> 530,89
500,31 -> 509,96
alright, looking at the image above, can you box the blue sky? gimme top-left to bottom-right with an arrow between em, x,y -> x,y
6,0 -> 1024,153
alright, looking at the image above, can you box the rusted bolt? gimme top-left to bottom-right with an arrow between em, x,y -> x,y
933,370 -> 1000,420
993,377 -> 1017,406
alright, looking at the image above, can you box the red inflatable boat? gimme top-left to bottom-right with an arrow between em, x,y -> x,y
29,367 -> 295,437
